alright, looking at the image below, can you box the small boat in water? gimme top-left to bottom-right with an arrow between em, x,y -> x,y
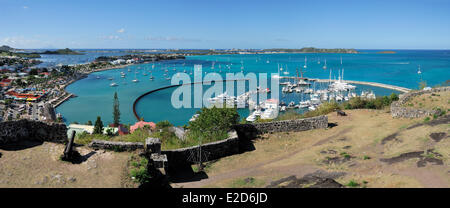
132,70 -> 139,82
110,82 -> 118,87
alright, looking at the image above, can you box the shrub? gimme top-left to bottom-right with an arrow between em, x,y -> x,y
346,180 -> 360,187
129,157 -> 150,184
156,120 -> 173,129
188,106 -> 239,143
348,97 -> 366,109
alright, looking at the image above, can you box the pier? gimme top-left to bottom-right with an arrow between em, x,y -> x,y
52,93 -> 74,108
278,77 -> 411,93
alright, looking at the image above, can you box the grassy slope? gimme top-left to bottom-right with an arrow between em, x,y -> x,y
173,107 -> 449,188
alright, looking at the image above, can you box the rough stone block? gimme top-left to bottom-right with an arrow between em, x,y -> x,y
151,153 -> 168,168
145,137 -> 161,154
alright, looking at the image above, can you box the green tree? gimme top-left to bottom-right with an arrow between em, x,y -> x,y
389,93 -> 399,102
86,120 -> 93,125
113,92 -> 120,126
188,106 -> 240,143
93,116 -> 104,134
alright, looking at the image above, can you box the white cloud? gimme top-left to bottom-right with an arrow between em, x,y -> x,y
23,6 -> 29,9
0,36 -> 41,48
99,35 -> 122,40
117,28 -> 125,33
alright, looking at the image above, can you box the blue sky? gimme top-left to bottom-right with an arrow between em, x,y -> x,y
1,0 -> 449,49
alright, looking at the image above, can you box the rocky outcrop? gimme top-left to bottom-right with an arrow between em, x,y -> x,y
391,86 -> 449,118
0,120 -> 68,145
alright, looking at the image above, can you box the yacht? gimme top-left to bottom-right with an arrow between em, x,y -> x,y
298,101 -> 310,108
308,105 -> 317,111
261,99 -> 279,120
417,65 -> 422,74
246,114 -> 257,122
323,59 -> 327,70
110,82 -> 118,87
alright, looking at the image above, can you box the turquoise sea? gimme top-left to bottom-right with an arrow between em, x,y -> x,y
55,50 -> 450,126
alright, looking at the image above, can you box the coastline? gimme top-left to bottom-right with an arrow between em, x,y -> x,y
55,62 -> 150,109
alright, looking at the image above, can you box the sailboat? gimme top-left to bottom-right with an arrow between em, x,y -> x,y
132,70 -> 139,82
417,65 -> 422,74
283,64 -> 289,75
323,59 -> 327,70
317,58 -> 320,64
303,57 -> 307,69
149,72 -> 154,80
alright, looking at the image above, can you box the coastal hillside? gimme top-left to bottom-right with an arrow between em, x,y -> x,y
172,91 -> 449,188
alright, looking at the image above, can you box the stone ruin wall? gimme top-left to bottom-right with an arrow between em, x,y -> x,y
391,86 -> 450,118
87,116 -> 329,167
233,115 -> 328,140
0,119 -> 68,145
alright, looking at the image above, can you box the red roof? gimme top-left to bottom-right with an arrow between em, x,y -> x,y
6,91 -> 42,100
130,121 -> 156,133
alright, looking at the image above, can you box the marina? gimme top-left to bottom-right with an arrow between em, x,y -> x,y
55,50 -> 448,126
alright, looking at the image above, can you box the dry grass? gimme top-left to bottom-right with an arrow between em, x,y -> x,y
404,91 -> 450,111
0,142 -> 133,188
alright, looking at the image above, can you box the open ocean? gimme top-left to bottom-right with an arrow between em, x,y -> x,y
55,50 -> 450,126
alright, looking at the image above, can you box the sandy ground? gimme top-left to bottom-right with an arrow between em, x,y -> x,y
0,142 -> 133,188
172,109 -> 450,188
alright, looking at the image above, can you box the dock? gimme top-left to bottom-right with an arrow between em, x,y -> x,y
52,93 -> 74,108
278,77 -> 411,93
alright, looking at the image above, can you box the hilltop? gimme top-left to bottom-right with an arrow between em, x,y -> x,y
173,90 -> 449,188
41,48 -> 84,55
0,45 -> 15,52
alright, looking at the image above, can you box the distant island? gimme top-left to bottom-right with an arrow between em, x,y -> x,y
0,45 -> 41,58
376,51 -> 396,54
263,47 -> 358,54
41,48 -> 84,55
159,47 -> 358,55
